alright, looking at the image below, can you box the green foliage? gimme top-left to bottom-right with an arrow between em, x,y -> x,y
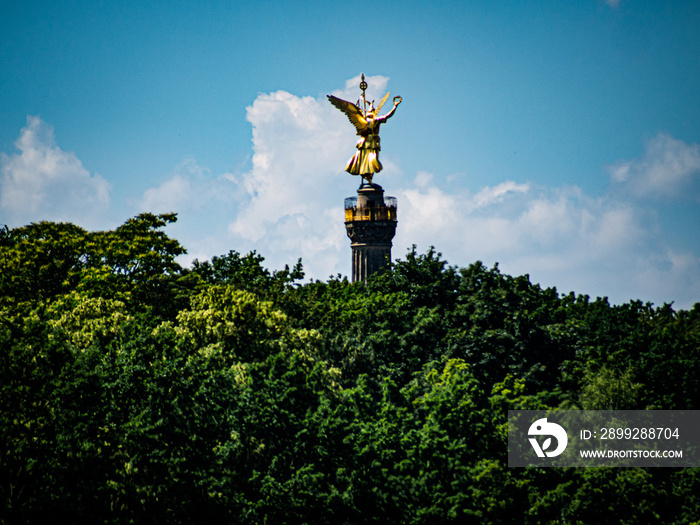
175,285 -> 287,362
578,365 -> 644,410
1,220 -> 698,523
191,249 -> 304,297
0,213 -> 188,318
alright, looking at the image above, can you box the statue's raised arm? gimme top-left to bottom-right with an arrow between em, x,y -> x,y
374,94 -> 402,124
328,74 -> 402,186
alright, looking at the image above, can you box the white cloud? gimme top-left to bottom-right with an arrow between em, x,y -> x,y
135,157 -> 242,215
131,79 -> 699,308
608,132 -> 700,200
6,84 -> 696,309
131,157 -> 253,270
395,177 -> 698,307
135,76 -> 396,279
0,116 -> 111,227
221,75 -> 396,277
473,180 -> 530,209
139,167 -> 196,214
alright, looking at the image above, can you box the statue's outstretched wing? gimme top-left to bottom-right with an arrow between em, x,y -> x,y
327,95 -> 367,132
375,91 -> 391,113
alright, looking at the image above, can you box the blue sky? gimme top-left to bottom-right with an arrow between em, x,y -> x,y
1,0 -> 699,308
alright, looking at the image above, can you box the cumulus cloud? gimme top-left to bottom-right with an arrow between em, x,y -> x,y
139,167 -> 199,215
231,75 -> 392,238
0,116 -> 111,227
134,76 -> 395,278
393,173 -> 699,307
130,157 -> 253,268
135,157 -> 243,215
473,180 -> 530,209
608,132 -> 700,200
6,83 -> 696,308
398,180 -> 637,268
221,75 -> 395,277
132,79 -> 699,308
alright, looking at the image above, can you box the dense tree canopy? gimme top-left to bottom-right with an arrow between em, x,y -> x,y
1,215 -> 699,523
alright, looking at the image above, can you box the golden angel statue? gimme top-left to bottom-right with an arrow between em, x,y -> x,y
328,75 -> 402,185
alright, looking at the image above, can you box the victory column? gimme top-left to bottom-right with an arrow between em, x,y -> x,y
328,75 -> 402,283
